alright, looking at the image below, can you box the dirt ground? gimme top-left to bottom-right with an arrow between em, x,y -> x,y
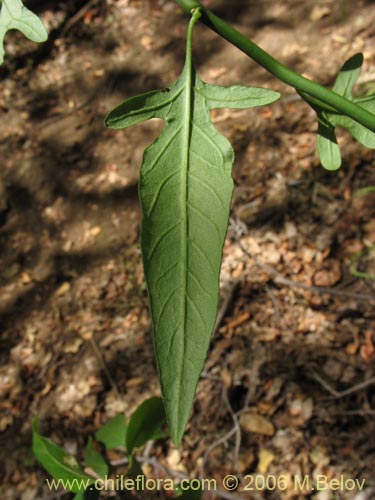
0,0 -> 375,499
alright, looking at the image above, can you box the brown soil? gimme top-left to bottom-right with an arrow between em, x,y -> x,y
0,1 -> 374,499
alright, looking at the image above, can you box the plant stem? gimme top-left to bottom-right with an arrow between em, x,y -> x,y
174,0 -> 375,133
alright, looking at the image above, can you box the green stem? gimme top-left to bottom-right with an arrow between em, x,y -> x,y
185,7 -> 201,67
175,0 -> 375,133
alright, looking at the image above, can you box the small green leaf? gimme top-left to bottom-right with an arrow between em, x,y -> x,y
95,414 -> 126,450
0,0 -> 48,64
350,245 -> 375,281
126,397 -> 167,454
106,9 -> 279,444
32,417 -> 94,494
353,186 -> 375,198
332,53 -> 363,98
316,115 -> 341,170
330,95 -> 375,148
308,53 -> 375,170
84,437 -> 108,478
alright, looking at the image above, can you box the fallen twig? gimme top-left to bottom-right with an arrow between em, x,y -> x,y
214,279 -> 241,332
311,371 -> 375,399
238,236 -> 375,302
222,385 -> 242,467
61,0 -> 100,36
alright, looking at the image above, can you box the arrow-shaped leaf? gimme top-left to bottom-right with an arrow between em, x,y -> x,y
105,8 -> 279,444
0,0 -> 48,64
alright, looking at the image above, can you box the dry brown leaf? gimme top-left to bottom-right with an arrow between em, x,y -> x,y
141,35 -> 153,50
126,377 -> 144,388
240,412 -> 275,436
220,368 -> 232,389
310,6 -> 331,21
208,67 -> 227,79
226,312 -> 250,329
55,281 -> 71,297
313,259 -> 341,287
257,448 -> 275,474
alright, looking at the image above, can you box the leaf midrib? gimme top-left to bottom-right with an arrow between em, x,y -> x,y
178,61 -> 192,426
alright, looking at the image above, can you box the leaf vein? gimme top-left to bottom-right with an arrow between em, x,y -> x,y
186,292 -> 208,329
145,125 -> 183,174
155,285 -> 182,327
187,202 -> 221,241
191,240 -> 217,276
153,261 -> 181,291
188,269 -> 216,301
148,219 -> 183,262
189,170 -> 227,210
193,122 -> 225,165
147,168 -> 182,216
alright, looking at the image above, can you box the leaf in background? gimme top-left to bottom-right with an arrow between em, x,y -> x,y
84,437 -> 108,478
0,0 -> 48,64
353,186 -> 375,198
95,414 -> 126,450
309,53 -> 375,169
32,417 -> 94,494
126,397 -> 167,454
105,8 -> 280,444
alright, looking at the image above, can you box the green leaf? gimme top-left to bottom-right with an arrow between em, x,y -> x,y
84,437 -> 108,478
95,414 -> 126,450
332,53 -> 363,98
316,114 -> 341,170
310,53 -> 375,170
126,397 -> 168,454
0,0 -> 48,64
105,8 -> 279,444
329,95 -> 375,148
32,417 -> 94,494
349,244 -> 375,281
353,186 -> 375,198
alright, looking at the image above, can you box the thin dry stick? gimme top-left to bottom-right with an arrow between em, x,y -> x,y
200,426 -> 238,477
222,385 -> 242,467
330,375 -> 375,399
334,409 -> 375,416
310,371 -> 340,397
311,371 -> 375,399
89,335 -> 120,398
214,279 -> 241,332
61,0 -> 99,36
238,238 -> 375,302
